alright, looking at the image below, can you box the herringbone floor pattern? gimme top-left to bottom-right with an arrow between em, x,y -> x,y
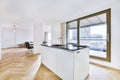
0,48 -> 61,80
0,48 -> 41,80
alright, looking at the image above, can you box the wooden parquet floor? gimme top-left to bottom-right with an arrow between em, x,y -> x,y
34,64 -> 62,80
0,48 -> 61,80
86,63 -> 120,80
0,48 -> 41,80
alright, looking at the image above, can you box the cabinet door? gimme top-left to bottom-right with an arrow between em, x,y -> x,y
74,48 -> 89,80
56,50 -> 74,80
41,47 -> 56,73
46,52 -> 56,72
41,47 -> 48,66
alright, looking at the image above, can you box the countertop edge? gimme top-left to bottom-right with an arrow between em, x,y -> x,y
41,44 -> 89,52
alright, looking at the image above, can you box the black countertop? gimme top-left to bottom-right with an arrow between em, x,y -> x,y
41,44 -> 88,51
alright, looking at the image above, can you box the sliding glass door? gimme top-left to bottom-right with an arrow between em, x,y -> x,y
80,20 -> 107,58
66,9 -> 111,61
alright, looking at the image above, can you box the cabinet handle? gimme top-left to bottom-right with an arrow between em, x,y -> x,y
76,51 -> 80,54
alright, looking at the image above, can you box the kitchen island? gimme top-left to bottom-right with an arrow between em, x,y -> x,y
41,44 -> 89,80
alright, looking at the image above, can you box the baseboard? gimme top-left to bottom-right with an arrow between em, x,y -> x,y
90,62 -> 120,72
84,74 -> 89,80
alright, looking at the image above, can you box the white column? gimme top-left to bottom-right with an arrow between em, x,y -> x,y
61,22 -> 66,45
33,22 -> 43,54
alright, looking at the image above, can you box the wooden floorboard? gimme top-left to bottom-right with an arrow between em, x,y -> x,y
34,64 -> 62,80
0,48 -> 41,80
86,63 -> 120,80
0,48 -> 61,80
0,48 -> 120,80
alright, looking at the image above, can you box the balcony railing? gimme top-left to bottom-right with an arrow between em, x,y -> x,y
68,38 -> 106,52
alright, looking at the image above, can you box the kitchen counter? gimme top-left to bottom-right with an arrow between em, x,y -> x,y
41,44 -> 89,80
41,44 -> 88,51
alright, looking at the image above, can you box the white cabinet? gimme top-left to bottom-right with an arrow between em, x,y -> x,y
56,50 -> 74,80
41,46 -> 89,80
41,47 -> 56,73
74,48 -> 89,80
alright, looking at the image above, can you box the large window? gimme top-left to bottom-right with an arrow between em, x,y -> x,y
67,21 -> 78,44
80,24 -> 107,58
66,9 -> 111,61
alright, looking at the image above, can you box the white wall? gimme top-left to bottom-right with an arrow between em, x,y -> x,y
0,27 -> 1,60
16,28 -> 33,44
51,23 -> 61,44
90,1 -> 120,70
1,26 -> 33,48
62,0 -> 120,69
1,27 -> 15,48
33,22 -> 43,54
33,21 -> 61,54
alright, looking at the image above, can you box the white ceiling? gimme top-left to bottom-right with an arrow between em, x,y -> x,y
0,0 -> 113,28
